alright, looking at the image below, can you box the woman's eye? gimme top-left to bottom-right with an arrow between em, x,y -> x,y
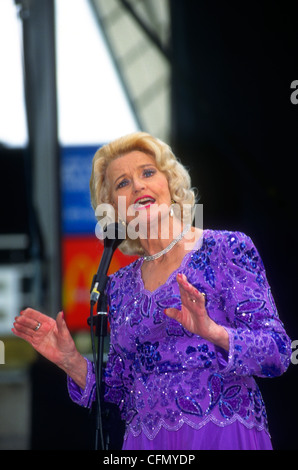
143,168 -> 156,178
116,179 -> 129,189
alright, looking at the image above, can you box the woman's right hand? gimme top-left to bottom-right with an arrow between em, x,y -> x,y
12,308 -> 87,388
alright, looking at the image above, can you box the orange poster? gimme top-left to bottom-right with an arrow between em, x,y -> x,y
62,236 -> 137,331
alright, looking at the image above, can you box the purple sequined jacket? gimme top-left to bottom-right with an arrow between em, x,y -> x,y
68,230 -> 291,440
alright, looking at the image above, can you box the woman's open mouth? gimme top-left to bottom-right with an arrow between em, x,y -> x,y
133,195 -> 156,210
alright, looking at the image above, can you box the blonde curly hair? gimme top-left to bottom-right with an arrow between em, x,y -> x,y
89,132 -> 197,255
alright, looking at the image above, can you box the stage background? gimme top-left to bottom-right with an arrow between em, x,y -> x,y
0,0 -> 297,450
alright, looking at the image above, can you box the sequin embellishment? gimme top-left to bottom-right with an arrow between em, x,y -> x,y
68,230 -> 292,442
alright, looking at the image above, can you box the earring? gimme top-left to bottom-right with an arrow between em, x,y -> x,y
170,199 -> 175,217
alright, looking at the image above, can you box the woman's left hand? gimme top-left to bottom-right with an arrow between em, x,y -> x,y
165,273 -> 229,351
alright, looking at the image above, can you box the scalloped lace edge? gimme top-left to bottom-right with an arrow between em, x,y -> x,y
124,414 -> 270,441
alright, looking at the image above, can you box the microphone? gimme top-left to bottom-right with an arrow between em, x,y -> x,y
90,222 -> 126,305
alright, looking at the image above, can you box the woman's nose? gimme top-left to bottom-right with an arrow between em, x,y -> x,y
132,177 -> 145,192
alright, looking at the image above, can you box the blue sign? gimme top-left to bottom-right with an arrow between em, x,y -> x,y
60,145 -> 103,235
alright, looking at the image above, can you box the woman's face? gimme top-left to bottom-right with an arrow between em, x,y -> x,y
106,151 -> 172,231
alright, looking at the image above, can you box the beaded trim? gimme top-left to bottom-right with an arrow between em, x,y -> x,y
142,224 -> 191,261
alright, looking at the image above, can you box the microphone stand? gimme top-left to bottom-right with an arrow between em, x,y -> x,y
89,275 -> 108,450
88,223 -> 125,451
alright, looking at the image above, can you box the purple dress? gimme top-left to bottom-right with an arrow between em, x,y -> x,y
68,230 -> 291,450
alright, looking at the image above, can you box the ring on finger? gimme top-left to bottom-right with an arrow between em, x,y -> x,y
190,292 -> 206,303
34,321 -> 41,331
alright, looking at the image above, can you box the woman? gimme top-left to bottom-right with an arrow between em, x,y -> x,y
13,132 -> 291,450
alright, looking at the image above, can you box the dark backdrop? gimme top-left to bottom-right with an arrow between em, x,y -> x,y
170,0 -> 298,450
